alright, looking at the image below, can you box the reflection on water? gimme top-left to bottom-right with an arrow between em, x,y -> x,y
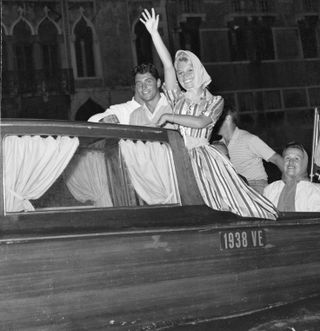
170,296 -> 320,331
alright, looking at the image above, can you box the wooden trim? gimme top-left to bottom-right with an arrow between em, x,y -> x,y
0,120 -> 169,142
0,205 -> 232,238
2,206 -> 320,239
167,130 -> 204,205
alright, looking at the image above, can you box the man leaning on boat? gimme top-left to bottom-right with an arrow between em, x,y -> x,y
88,63 -> 174,128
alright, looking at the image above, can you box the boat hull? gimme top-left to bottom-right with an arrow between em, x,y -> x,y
1,219 -> 320,330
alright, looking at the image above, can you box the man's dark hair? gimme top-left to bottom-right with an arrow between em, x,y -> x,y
223,104 -> 239,125
212,103 -> 238,137
131,63 -> 160,83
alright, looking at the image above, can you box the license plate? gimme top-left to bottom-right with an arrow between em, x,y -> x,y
220,229 -> 266,250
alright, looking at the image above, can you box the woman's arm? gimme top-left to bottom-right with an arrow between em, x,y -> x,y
157,113 -> 212,128
140,8 -> 176,89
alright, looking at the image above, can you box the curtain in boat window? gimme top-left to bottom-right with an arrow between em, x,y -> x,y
4,135 -> 79,212
119,140 -> 180,205
104,143 -> 140,207
64,149 -> 113,207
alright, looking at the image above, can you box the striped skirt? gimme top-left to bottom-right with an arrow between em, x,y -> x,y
189,145 -> 279,220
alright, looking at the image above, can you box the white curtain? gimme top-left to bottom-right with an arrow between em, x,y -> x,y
119,140 -> 180,205
4,135 -> 79,212
64,150 -> 113,207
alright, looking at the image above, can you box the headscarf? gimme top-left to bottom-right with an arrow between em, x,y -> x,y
174,50 -> 211,89
277,143 -> 308,212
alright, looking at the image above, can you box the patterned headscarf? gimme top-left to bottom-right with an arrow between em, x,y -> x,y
174,50 -> 211,89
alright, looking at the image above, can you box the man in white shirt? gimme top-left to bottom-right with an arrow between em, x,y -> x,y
88,64 -> 172,127
217,105 -> 284,194
129,64 -> 174,128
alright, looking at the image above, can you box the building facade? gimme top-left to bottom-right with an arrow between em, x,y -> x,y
2,0 -> 320,151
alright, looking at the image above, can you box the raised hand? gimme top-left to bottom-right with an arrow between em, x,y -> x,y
140,7 -> 176,89
140,8 -> 159,35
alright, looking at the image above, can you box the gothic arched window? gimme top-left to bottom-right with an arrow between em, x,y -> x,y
134,20 -> 153,65
13,20 -> 34,73
251,17 -> 275,61
2,27 -> 8,70
75,98 -> 104,121
2,26 -> 9,95
228,19 -> 248,61
13,20 -> 34,91
298,16 -> 319,59
38,18 -> 59,77
179,17 -> 201,57
74,17 -> 95,77
228,17 -> 275,62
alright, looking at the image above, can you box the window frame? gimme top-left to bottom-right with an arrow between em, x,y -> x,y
298,16 -> 320,59
272,27 -> 303,60
0,120 -> 203,217
200,28 -> 231,63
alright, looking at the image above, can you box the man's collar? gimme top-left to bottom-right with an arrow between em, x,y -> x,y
143,93 -> 166,114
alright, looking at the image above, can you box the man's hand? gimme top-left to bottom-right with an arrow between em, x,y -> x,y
269,152 -> 284,172
99,114 -> 120,124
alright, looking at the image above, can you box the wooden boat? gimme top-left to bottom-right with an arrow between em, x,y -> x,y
0,119 -> 320,330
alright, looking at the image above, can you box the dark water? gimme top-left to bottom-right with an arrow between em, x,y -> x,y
168,296 -> 320,331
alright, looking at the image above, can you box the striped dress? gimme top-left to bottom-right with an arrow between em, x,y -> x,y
166,88 -> 279,220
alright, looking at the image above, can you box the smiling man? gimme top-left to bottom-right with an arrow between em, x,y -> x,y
88,63 -> 173,128
129,63 -> 174,128
264,142 -> 320,212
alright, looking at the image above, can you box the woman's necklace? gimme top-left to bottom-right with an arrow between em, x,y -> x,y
185,89 -> 206,114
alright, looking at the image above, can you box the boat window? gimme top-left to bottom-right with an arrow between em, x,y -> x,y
3,134 -> 181,213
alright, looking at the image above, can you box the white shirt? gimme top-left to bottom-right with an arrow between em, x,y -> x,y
264,180 -> 320,212
129,93 -> 175,129
88,98 -> 141,124
227,127 -> 275,181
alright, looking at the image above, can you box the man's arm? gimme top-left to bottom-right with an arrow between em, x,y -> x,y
268,152 -> 284,172
250,135 -> 284,172
88,98 -> 141,124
